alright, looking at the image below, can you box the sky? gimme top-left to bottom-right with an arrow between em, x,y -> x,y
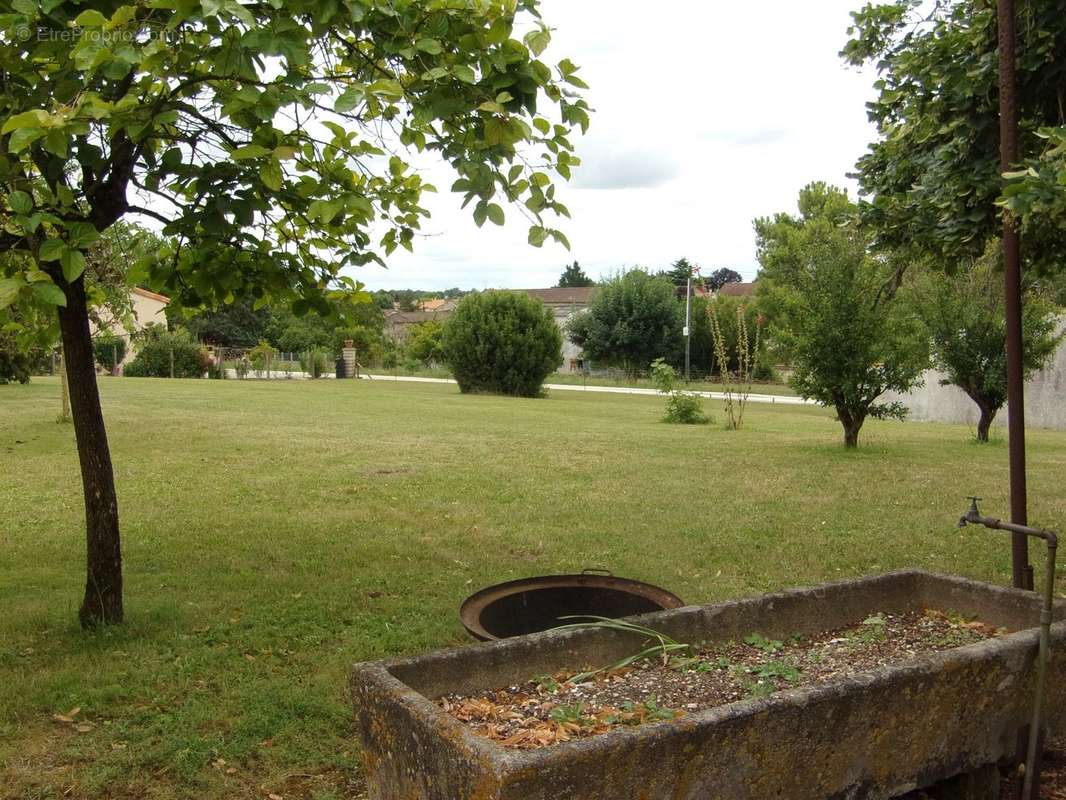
354,1 -> 882,293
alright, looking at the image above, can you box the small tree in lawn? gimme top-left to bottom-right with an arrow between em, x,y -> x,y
756,184 -> 929,448
442,291 -> 562,397
909,250 -> 1063,442
709,302 -> 762,430
566,270 -> 682,378
649,358 -> 708,425
0,0 -> 587,627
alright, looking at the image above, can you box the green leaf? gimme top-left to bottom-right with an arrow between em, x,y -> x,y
367,79 -> 403,99
528,226 -> 548,246
74,8 -> 108,26
0,278 -> 22,309
260,159 -> 283,191
486,203 -> 504,226
66,222 -> 99,248
230,144 -> 272,160
8,191 -> 32,215
452,65 -> 477,84
334,86 -> 364,113
524,28 -> 550,56
44,129 -> 68,158
38,238 -> 66,262
60,248 -> 86,283
416,38 -> 442,55
8,127 -> 45,153
32,281 -> 66,307
0,110 -> 47,134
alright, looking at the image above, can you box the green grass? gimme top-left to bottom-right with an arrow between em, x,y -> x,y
1,376 -> 1065,799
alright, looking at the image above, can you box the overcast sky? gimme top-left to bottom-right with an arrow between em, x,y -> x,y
354,1 -> 880,293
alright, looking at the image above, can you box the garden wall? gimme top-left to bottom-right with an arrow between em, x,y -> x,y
885,316 -> 1066,432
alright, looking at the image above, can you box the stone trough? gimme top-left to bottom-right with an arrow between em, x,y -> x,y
350,571 -> 1066,799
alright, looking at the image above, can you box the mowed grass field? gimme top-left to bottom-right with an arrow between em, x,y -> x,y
2,376 -> 1065,799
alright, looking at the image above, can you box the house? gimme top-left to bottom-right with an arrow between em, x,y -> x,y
717,281 -> 755,298
519,287 -> 596,373
384,308 -> 451,345
90,286 -> 170,371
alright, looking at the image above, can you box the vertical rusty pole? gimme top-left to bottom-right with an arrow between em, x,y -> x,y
997,0 -> 1032,591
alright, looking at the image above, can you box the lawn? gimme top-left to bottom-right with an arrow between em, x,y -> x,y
1,376 -> 1065,800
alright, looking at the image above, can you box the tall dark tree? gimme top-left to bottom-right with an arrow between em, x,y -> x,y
178,300 -> 275,347
0,0 -> 587,627
664,257 -> 697,287
556,260 -> 594,288
706,268 -> 744,292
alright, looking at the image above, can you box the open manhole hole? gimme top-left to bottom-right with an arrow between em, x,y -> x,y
460,570 -> 685,641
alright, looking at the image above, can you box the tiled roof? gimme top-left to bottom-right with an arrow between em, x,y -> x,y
520,287 -> 596,305
132,286 -> 170,304
718,282 -> 755,297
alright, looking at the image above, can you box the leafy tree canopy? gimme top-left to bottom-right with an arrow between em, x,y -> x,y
906,246 -> 1063,441
0,0 -> 588,628
756,184 -> 929,447
663,257 -> 696,287
843,0 -> 1066,272
555,260 -> 594,288
567,269 -> 681,376
0,0 -> 588,318
706,267 -> 743,292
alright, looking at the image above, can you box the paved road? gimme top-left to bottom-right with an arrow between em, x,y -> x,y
362,374 -> 815,406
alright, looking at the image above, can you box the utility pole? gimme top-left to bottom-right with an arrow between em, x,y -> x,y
998,0 -> 1032,591
684,270 -> 692,382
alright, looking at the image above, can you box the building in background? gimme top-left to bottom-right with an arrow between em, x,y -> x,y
90,286 -> 170,371
519,287 -> 596,373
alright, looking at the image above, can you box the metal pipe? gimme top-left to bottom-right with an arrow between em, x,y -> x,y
997,0 -> 1033,591
958,497 -> 1057,799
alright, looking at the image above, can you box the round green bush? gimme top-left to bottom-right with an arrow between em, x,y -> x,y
441,291 -> 563,397
124,330 -> 206,378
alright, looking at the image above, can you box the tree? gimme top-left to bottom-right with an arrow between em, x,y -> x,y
556,260 -> 594,288
0,0 -> 587,627
706,268 -> 743,292
843,0 -> 1066,272
756,184 -> 929,447
442,291 -> 562,396
567,270 -> 682,377
179,300 -> 275,347
909,251 -> 1063,442
663,257 -> 696,287
405,320 -> 445,365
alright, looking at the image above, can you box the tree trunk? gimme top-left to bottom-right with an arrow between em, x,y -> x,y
837,404 -> 865,449
57,276 -> 124,628
976,404 -> 997,443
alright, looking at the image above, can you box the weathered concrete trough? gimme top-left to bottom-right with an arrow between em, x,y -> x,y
350,571 -> 1066,799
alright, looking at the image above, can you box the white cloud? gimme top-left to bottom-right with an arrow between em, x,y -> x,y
350,0 -> 878,291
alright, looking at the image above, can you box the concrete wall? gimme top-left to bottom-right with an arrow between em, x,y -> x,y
885,317 -> 1066,432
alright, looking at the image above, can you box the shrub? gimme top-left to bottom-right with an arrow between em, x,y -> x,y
124,328 -> 206,378
299,349 -> 330,378
93,333 -> 127,373
442,291 -> 562,397
0,333 -> 32,384
650,358 -> 709,425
